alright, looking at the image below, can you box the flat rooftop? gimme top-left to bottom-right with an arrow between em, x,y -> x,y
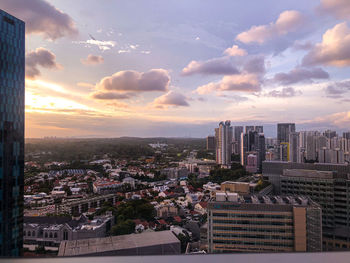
211,194 -> 318,207
58,231 -> 180,257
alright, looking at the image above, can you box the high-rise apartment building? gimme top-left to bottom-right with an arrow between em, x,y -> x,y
215,121 -> 233,166
0,9 -> 25,256
207,193 -> 322,253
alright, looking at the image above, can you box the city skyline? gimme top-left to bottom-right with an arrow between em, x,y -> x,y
1,0 -> 350,138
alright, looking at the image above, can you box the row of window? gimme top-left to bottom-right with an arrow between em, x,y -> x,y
213,220 -> 293,226
212,213 -> 292,219
213,226 -> 292,232
213,240 -> 293,247
24,230 -> 64,239
213,233 -> 293,240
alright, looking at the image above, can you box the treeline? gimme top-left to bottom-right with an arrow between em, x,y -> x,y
25,138 -> 155,162
25,137 -> 206,163
188,163 -> 251,188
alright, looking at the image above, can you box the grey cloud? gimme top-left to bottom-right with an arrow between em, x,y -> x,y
273,67 -> 329,85
182,57 -> 239,76
153,91 -> 189,107
325,80 -> 350,98
243,56 -> 266,74
1,0 -> 78,40
81,55 -> 104,65
91,69 -> 170,101
91,92 -> 132,100
318,0 -> 350,20
265,87 -> 302,98
26,48 -> 61,78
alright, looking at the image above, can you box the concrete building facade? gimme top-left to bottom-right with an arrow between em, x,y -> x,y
207,193 -> 322,253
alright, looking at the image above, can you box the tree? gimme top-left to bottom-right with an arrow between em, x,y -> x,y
63,185 -> 72,196
175,232 -> 191,253
110,220 -> 135,236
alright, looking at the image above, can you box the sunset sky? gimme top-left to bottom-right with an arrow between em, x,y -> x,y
1,0 -> 350,138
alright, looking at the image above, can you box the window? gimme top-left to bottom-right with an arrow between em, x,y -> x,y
54,232 -> 58,238
63,230 -> 68,240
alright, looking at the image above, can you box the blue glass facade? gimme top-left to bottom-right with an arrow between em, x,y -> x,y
0,9 -> 25,256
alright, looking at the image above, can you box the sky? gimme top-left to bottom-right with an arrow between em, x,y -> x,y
1,0 -> 350,138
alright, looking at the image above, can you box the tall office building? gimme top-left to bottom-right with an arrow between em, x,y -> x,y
324,130 -> 337,139
289,132 -> 300,163
277,123 -> 295,161
0,10 -> 25,256
207,193 -> 322,253
233,126 -> 243,155
262,162 -> 350,251
206,136 -> 215,151
241,130 -> 265,172
277,123 -> 295,144
343,132 -> 350,140
215,121 -> 233,166
254,126 -> 264,133
245,126 -> 254,134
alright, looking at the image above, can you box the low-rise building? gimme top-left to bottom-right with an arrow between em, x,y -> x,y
24,214 -> 115,250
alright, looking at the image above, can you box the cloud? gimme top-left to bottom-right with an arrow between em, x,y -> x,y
81,54 -> 104,65
26,48 -> 62,78
273,67 -> 329,85
224,45 -> 247,56
305,111 -> 350,129
236,10 -> 304,44
302,22 -> 350,67
196,74 -> 261,94
153,91 -> 189,108
91,69 -> 170,100
118,49 -> 131,54
75,39 -> 116,51
182,57 -> 239,76
90,92 -> 132,100
265,87 -> 302,98
325,80 -> 350,98
293,41 -> 314,51
243,56 -> 266,74
1,0 -> 78,40
318,0 -> 350,20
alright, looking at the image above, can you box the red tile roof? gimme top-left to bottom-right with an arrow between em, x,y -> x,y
173,216 -> 182,223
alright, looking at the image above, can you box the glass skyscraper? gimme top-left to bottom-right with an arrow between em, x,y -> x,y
0,9 -> 25,256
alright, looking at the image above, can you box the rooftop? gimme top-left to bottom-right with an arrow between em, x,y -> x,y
58,231 -> 180,257
211,194 -> 318,207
